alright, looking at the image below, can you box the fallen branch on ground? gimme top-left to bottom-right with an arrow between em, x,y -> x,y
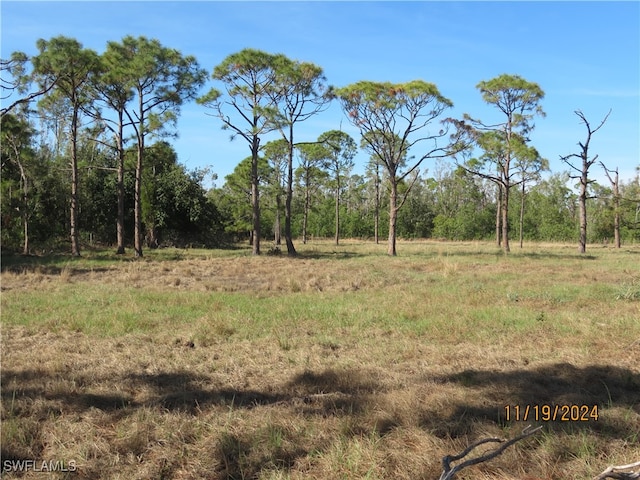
594,461 -> 640,480
439,425 -> 543,480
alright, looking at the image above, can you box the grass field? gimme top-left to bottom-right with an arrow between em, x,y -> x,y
1,240 -> 639,479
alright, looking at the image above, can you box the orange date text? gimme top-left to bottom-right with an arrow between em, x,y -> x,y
504,404 -> 598,422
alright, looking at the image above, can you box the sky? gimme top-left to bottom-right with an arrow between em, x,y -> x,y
2,1 -> 639,188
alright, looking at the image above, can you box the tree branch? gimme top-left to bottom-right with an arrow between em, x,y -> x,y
0,82 -> 57,118
594,461 -> 640,480
559,153 -> 582,173
599,161 -> 618,187
456,162 -> 503,187
439,425 -> 542,480
396,170 -> 420,211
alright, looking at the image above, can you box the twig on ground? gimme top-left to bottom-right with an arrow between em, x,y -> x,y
439,425 -> 543,480
594,461 -> 640,480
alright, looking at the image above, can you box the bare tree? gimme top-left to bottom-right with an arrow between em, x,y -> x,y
560,109 -> 611,253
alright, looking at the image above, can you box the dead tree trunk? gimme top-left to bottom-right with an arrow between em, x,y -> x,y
560,109 -> 611,254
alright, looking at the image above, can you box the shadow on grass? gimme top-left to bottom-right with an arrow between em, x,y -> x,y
3,362 -> 637,426
3,362 -> 638,477
424,363 -> 640,439
423,249 -> 599,261
0,245 -> 367,276
292,250 -> 367,260
1,366 -> 378,478
514,251 -> 598,261
1,366 -> 380,414
125,368 -> 382,415
0,249 -> 136,274
215,429 -> 311,480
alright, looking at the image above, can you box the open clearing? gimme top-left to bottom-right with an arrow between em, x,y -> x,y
1,240 -> 639,479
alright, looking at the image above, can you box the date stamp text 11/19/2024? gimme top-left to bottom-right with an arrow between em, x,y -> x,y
504,404 -> 599,422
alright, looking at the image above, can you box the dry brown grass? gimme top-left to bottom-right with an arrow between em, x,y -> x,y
1,240 -> 639,479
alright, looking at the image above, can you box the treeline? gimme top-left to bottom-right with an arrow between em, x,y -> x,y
2,37 -> 639,256
2,126 -> 637,253
214,161 -> 639,245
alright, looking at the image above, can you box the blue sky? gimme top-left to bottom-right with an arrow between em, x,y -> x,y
2,1 -> 639,187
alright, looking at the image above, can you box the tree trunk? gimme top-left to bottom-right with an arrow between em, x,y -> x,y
613,206 -> 620,248
134,142 -> 143,257
145,225 -> 159,248
70,104 -> 81,257
578,168 -> 588,254
374,164 -> 380,244
374,208 -> 379,244
519,180 -> 525,249
501,120 -> 513,253
613,193 -> 620,248
251,135 -> 261,256
495,184 -> 501,247
14,154 -> 29,255
134,93 -> 144,258
388,179 -> 398,256
23,208 -> 29,255
606,166 -> 621,248
302,176 -> 310,244
274,193 -> 282,246
502,180 -> 510,253
335,178 -> 340,246
20,170 -> 29,256
116,115 -> 125,254
284,126 -> 296,255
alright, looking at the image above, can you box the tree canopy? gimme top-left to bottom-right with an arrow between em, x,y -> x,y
334,80 -> 458,255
